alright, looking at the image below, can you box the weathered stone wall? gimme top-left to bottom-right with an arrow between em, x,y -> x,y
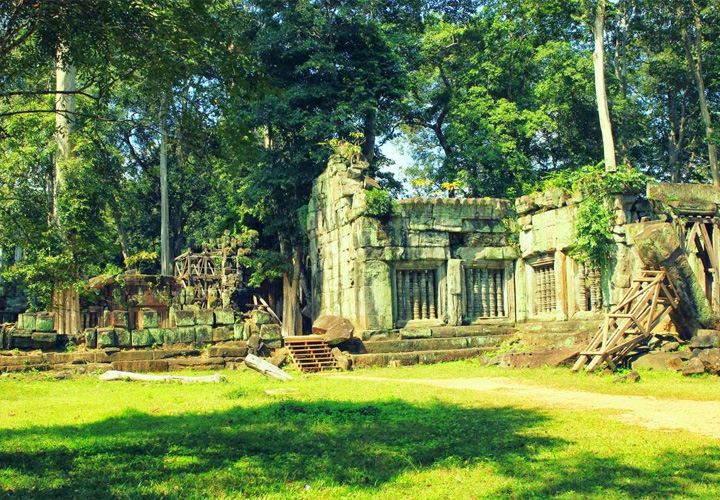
515,188 -> 655,321
308,156 -> 516,332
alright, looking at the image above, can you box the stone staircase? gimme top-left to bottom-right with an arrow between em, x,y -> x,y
349,324 -> 516,367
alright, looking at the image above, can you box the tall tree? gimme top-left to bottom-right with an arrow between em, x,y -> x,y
591,0 -> 617,172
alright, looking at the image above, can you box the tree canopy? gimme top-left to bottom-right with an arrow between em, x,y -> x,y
1,0 -> 719,310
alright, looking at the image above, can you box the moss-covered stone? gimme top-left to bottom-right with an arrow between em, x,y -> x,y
195,325 -> 212,343
148,328 -> 164,345
259,324 -> 282,341
174,309 -> 196,327
31,332 -> 58,349
177,326 -> 196,343
212,326 -> 232,342
265,339 -> 282,349
11,330 -> 33,349
251,310 -> 272,325
35,312 -> 55,332
115,328 -> 132,347
163,328 -> 179,345
18,313 -> 36,331
131,329 -> 153,347
138,308 -> 159,329
233,322 -> 245,341
195,309 -> 215,325
214,308 -> 235,325
97,328 -> 116,348
85,328 -> 97,348
110,310 -> 129,328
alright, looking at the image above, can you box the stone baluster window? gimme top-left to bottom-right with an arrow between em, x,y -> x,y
395,269 -> 439,322
532,258 -> 556,314
579,265 -> 602,311
464,267 -> 506,320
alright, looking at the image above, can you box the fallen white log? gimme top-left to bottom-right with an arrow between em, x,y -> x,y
99,370 -> 226,383
245,353 -> 293,380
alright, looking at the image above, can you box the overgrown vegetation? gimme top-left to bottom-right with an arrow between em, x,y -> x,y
1,364 -> 719,499
542,163 -> 652,269
363,188 -> 394,218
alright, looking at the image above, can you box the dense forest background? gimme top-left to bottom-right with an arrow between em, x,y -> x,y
0,0 -> 718,314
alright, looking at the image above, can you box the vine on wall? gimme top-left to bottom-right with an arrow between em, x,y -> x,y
542,163 -> 652,270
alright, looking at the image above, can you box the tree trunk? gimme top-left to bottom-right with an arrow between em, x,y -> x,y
108,196 -> 131,262
280,242 -> 302,337
54,48 -> 75,225
682,17 -> 719,186
592,0 -> 617,172
362,108 -> 376,164
159,92 -> 172,275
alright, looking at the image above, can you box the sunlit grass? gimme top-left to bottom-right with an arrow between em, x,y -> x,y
1,363 -> 718,499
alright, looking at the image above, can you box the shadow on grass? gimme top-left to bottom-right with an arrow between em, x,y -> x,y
0,398 -> 719,499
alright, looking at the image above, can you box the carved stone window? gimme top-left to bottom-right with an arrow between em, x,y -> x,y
464,267 -> 506,320
395,269 -> 439,322
579,265 -> 602,311
532,257 -> 556,314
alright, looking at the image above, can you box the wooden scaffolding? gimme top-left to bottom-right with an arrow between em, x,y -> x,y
284,335 -> 338,373
572,268 -> 680,372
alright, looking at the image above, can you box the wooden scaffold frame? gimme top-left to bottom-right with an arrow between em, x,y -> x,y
572,268 -> 680,372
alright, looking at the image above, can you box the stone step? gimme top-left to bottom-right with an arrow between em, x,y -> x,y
353,347 -> 495,368
515,319 -> 603,335
362,324 -> 517,341
360,335 -> 511,354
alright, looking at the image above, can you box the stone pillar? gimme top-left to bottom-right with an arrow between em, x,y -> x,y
447,259 -> 463,326
358,260 -> 393,330
556,251 -> 568,320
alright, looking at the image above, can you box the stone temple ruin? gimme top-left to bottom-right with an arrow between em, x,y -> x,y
2,155 -> 720,375
306,156 -> 720,371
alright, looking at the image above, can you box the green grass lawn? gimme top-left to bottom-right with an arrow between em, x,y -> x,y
1,362 -> 719,499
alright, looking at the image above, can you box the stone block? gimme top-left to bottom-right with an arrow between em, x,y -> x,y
85,328 -> 97,348
265,339 -> 282,349
147,328 -> 164,345
97,328 -> 117,348
177,326 -> 196,343
682,357 -> 706,375
174,309 -> 196,326
111,360 -> 169,373
631,352 -> 689,371
207,342 -> 248,357
195,309 -> 215,326
689,330 -> 720,348
11,330 -> 33,349
212,326 -> 232,342
131,329 -> 153,347
251,309 -> 272,325
400,328 -> 432,339
115,328 -> 132,348
110,310 -> 129,328
35,312 -> 55,332
195,324 -> 212,343
115,328 -> 132,347
137,308 -> 159,329
214,308 -> 235,325
163,328 -> 179,345
260,324 -> 282,341
233,322 -> 246,340
18,312 -> 36,331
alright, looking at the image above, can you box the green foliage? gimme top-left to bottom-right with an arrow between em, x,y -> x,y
124,251 -> 158,273
542,163 -> 653,268
363,188 -> 394,218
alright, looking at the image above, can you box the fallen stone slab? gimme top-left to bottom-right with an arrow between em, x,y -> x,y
500,348 -> 580,369
312,315 -> 354,345
631,351 -> 690,371
682,357 -> 706,376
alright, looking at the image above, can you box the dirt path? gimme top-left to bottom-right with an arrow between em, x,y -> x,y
332,375 -> 720,440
